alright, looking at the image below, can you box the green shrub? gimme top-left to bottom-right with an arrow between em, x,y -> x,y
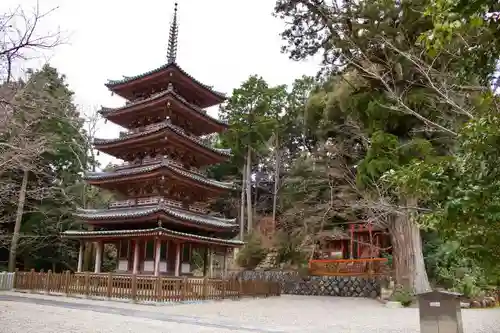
423,233 -> 491,297
274,230 -> 307,266
391,287 -> 414,307
297,265 -> 310,278
236,233 -> 268,269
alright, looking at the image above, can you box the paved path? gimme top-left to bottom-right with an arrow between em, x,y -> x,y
1,292 -> 500,332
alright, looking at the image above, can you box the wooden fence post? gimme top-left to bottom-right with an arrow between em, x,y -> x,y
131,274 -> 137,303
202,277 -> 208,300
13,268 -> 18,289
180,276 -> 187,301
64,271 -> 71,296
29,269 -> 35,292
45,270 -> 52,295
237,279 -> 242,298
84,271 -> 90,298
106,271 -> 113,299
155,276 -> 162,302
221,278 -> 226,299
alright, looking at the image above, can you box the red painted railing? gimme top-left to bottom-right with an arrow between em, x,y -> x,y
308,258 -> 389,276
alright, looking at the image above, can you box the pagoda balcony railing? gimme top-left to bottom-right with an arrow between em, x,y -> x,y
115,156 -> 206,176
122,120 -> 203,146
308,258 -> 389,277
108,196 -> 208,214
120,121 -> 165,138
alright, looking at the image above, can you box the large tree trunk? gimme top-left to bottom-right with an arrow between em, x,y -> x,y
245,146 -> 253,233
239,159 -> 247,240
388,198 -> 431,294
272,133 -> 280,222
8,169 -> 29,272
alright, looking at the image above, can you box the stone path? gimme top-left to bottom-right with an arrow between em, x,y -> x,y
1,292 -> 500,332
0,294 -> 279,333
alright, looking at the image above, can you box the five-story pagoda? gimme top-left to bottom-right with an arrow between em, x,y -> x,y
63,3 -> 242,276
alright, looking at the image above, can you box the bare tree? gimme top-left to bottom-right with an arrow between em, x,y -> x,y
0,2 -> 61,82
0,3 -> 68,271
0,78 -> 55,271
80,106 -> 101,271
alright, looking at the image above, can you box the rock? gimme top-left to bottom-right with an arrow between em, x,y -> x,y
380,287 -> 392,300
460,302 -> 470,308
385,301 -> 402,308
485,297 -> 497,307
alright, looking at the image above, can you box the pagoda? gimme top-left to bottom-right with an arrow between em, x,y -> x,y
63,3 -> 242,276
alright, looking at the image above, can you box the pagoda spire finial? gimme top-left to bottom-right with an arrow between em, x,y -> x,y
167,2 -> 179,63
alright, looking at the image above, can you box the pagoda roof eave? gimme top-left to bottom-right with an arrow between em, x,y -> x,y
83,160 -> 234,190
99,86 -> 228,130
62,227 -> 244,247
73,204 -> 237,230
104,61 -> 226,101
93,121 -> 231,158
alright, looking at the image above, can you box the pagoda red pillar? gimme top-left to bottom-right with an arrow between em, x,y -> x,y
132,240 -> 140,274
154,238 -> 161,276
77,242 -> 84,272
94,241 -> 103,273
174,242 -> 181,277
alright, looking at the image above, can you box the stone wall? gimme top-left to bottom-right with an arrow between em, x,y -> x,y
233,270 -> 383,298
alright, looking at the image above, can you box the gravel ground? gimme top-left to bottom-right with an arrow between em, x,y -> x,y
1,292 -> 500,333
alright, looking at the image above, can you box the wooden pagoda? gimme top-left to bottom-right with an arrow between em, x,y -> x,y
63,3 -> 242,276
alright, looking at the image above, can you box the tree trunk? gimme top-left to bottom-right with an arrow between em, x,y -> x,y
83,229 -> 93,271
8,169 -> 29,272
245,146 -> 253,233
83,158 -> 97,271
388,198 -> 431,294
239,159 -> 247,240
272,133 -> 280,222
253,173 -> 258,220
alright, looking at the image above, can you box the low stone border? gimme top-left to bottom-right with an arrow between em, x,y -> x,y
232,270 -> 386,298
468,296 -> 498,308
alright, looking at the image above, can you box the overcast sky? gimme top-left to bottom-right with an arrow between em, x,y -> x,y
4,0 -> 320,167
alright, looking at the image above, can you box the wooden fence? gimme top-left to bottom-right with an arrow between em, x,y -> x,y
13,270 -> 280,303
308,258 -> 389,276
0,272 -> 15,290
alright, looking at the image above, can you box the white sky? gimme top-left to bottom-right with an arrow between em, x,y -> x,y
4,0 -> 320,167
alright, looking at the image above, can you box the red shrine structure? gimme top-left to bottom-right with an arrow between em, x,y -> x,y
62,3 -> 242,276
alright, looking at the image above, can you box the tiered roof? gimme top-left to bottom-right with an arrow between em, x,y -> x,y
93,120 -> 231,165
68,3 -> 239,246
85,158 -> 233,195
75,204 -> 237,231
63,227 -> 243,246
105,62 -> 226,108
99,83 -> 228,135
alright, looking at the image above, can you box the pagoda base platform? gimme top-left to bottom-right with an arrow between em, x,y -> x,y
63,227 -> 242,278
78,271 -> 224,279
114,259 -> 211,277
